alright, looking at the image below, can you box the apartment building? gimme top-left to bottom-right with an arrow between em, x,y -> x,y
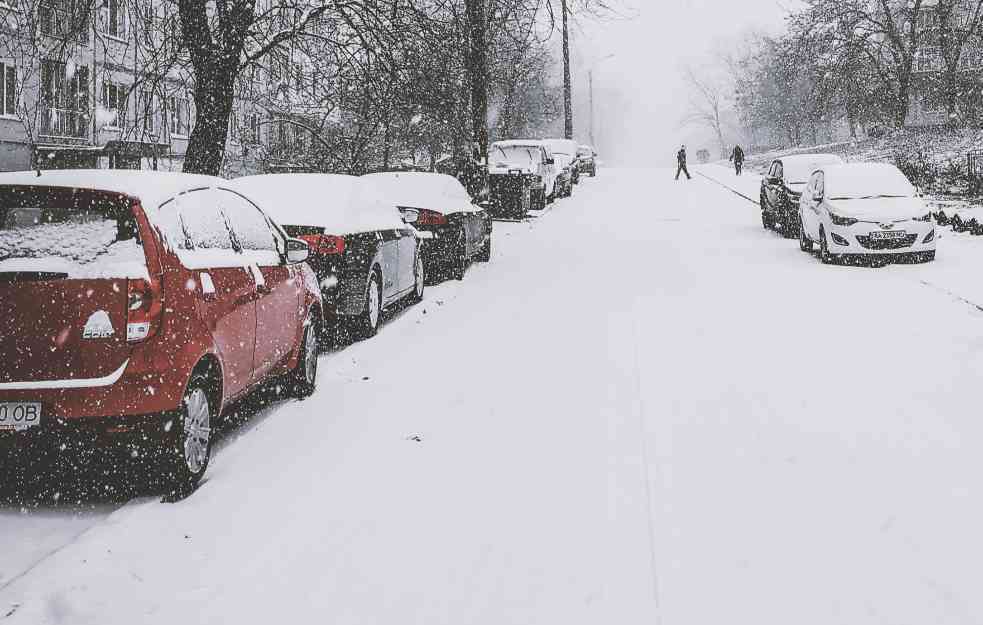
0,0 -> 311,174
909,0 -> 983,125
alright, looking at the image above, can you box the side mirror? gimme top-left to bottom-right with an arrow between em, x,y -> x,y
401,208 -> 420,224
546,158 -> 554,165
285,238 -> 310,264
815,193 -> 824,203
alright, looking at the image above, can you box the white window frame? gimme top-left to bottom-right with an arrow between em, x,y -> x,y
0,61 -> 17,118
101,81 -> 127,129
168,94 -> 190,137
100,0 -> 128,41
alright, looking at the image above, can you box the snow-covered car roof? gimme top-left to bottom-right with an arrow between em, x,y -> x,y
776,153 -> 845,183
362,172 -> 482,214
228,173 -> 405,234
0,169 -> 221,209
542,138 -> 579,156
491,139 -> 544,149
821,162 -> 916,199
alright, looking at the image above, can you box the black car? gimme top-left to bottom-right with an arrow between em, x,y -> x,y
577,145 -> 597,177
544,138 -> 581,188
488,140 -> 557,217
759,153 -> 844,238
365,172 -> 493,282
229,174 -> 425,340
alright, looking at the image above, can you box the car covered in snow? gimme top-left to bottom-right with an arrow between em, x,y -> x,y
363,172 -> 492,282
488,140 -> 558,217
229,174 -> 424,340
0,170 -> 323,495
797,162 -> 936,264
543,138 -> 581,187
577,145 -> 597,177
760,153 -> 844,237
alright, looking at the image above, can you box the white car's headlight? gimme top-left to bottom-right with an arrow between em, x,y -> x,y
913,212 -> 932,222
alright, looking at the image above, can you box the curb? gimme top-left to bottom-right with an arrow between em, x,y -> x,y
696,170 -> 759,206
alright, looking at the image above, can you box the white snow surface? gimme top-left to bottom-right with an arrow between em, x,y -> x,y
228,174 -> 405,234
0,219 -> 148,280
0,170 -> 221,210
4,168 -> 983,624
362,172 -> 484,214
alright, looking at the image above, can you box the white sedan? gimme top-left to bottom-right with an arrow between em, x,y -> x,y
798,162 -> 936,264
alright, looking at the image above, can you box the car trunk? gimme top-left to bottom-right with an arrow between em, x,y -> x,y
0,185 -> 148,384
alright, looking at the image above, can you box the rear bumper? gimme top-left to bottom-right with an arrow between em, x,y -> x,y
0,411 -> 175,454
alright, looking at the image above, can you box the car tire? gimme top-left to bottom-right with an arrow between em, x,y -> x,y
922,250 -> 936,262
409,252 -> 425,301
352,270 -> 382,339
819,228 -> 835,264
798,216 -> 813,252
761,210 -> 771,230
477,235 -> 491,262
450,230 -> 467,281
160,374 -> 212,498
288,313 -> 319,398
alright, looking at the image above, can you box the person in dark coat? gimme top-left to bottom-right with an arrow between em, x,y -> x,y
676,145 -> 691,180
729,145 -> 745,175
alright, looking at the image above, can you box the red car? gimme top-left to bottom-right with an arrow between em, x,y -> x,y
0,170 -> 323,495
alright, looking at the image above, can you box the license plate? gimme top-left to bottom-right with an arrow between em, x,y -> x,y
868,230 -> 906,240
0,402 -> 41,432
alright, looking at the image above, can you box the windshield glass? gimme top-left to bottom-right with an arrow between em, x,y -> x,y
490,145 -> 538,168
826,166 -> 916,200
782,156 -> 843,183
0,186 -> 145,278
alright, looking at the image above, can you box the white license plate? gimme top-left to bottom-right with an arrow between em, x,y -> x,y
0,402 -> 41,432
868,230 -> 907,240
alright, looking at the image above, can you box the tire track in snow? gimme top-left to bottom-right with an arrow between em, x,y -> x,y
695,169 -> 759,205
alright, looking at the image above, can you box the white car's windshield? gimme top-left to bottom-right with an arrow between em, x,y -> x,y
826,167 -> 916,200
783,156 -> 843,183
490,145 -> 537,168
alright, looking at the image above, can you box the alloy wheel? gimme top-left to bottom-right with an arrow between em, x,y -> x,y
368,276 -> 381,329
303,322 -> 318,386
183,387 -> 211,475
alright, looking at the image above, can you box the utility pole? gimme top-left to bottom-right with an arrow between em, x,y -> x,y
561,0 -> 573,139
464,0 -> 489,156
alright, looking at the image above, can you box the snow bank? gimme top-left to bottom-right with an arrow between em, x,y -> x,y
229,174 -> 405,235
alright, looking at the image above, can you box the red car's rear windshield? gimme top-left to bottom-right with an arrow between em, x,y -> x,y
0,185 -> 146,280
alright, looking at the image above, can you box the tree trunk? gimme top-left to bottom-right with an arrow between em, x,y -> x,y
561,0 -> 573,139
464,0 -> 489,156
895,77 -> 910,128
183,70 -> 235,175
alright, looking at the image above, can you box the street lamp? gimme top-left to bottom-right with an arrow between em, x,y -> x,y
588,53 -> 616,149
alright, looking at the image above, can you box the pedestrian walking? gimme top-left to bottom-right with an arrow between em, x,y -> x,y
729,144 -> 745,176
676,145 -> 691,181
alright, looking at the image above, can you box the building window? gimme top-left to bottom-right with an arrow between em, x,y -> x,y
40,59 -> 89,138
915,46 -> 942,72
40,0 -> 89,43
168,95 -> 189,136
245,112 -> 260,144
137,90 -> 158,133
917,10 -> 938,31
101,82 -> 127,128
102,0 -> 127,38
0,62 -> 16,116
960,46 -> 983,70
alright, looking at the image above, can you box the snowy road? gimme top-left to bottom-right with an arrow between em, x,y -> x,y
3,168 -> 983,624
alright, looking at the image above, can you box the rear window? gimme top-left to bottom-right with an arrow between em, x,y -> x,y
0,185 -> 148,280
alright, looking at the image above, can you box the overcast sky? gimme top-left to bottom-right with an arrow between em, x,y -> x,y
567,0 -> 798,165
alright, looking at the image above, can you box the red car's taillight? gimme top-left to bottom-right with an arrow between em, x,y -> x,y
127,276 -> 162,342
299,234 -> 346,255
416,209 -> 447,226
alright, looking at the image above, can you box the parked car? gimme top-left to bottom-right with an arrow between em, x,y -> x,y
0,170 -> 322,495
797,162 -> 936,264
488,140 -> 558,216
543,138 -> 581,186
696,149 -> 711,164
229,174 -> 424,340
760,153 -> 844,237
363,172 -> 492,281
577,145 -> 597,177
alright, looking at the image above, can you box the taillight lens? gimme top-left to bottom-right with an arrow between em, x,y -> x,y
416,209 -> 447,226
299,234 -> 346,255
127,277 -> 162,342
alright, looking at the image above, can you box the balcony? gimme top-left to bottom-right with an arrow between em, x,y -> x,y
39,106 -> 90,141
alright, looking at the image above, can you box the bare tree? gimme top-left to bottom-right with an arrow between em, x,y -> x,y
680,63 -> 729,157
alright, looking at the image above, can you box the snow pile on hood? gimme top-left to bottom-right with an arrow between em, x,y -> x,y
542,138 -> 578,157
362,172 -> 481,214
825,163 -> 916,200
229,174 -> 404,234
0,218 -> 148,279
